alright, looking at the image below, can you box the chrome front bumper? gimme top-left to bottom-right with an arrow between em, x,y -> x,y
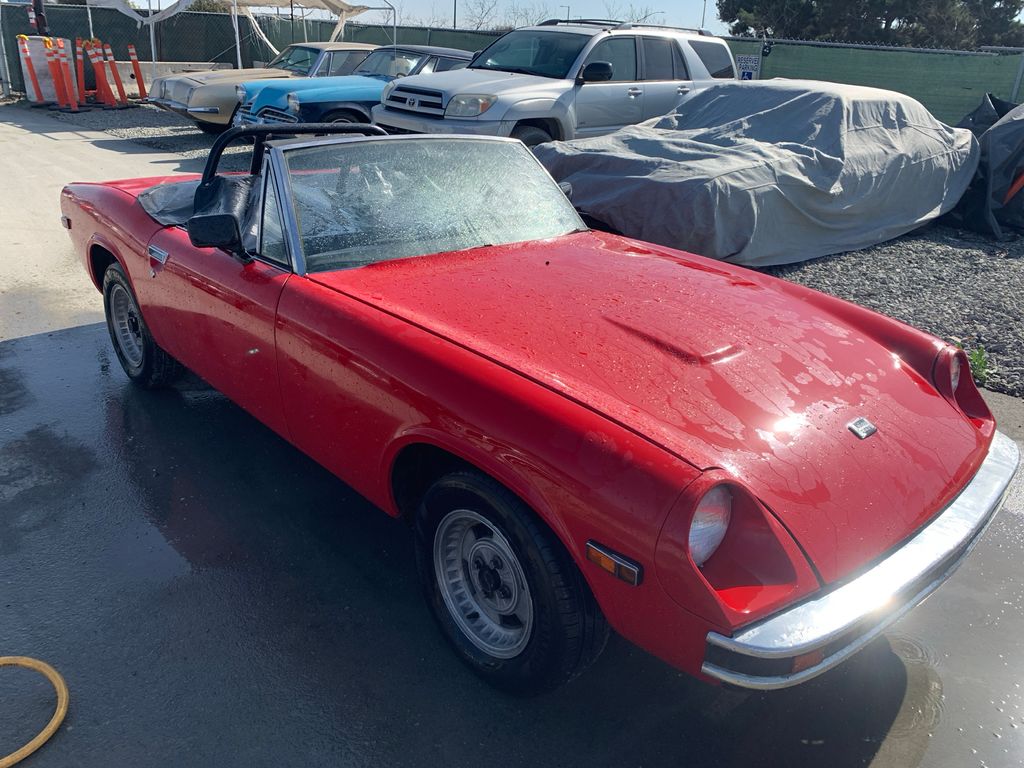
702,431 -> 1020,690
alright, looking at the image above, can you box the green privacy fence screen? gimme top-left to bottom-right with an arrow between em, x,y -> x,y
1,6 -> 1021,124
727,37 -> 1024,124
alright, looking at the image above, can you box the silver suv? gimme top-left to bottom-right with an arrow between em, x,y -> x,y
371,19 -> 737,146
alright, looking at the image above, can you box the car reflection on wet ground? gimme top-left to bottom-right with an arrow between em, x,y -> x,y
1,322 -> 1022,768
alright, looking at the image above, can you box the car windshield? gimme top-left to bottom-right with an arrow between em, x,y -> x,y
354,49 -> 426,78
470,30 -> 591,79
268,45 -> 320,74
282,138 -> 584,272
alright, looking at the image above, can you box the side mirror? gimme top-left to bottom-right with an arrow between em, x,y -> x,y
558,181 -> 573,199
578,61 -> 613,83
188,213 -> 243,252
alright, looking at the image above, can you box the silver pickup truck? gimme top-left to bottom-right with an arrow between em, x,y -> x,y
371,19 -> 737,146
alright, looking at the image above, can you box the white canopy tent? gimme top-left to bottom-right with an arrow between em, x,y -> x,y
86,0 -> 388,76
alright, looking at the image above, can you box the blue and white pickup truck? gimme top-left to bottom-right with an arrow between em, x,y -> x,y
234,45 -> 472,126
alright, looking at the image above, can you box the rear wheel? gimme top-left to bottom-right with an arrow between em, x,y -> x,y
511,124 -> 553,148
415,470 -> 608,694
102,263 -> 181,389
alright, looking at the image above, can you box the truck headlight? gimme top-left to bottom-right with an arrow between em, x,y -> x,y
287,93 -> 300,114
445,94 -> 497,118
381,80 -> 398,102
689,485 -> 732,567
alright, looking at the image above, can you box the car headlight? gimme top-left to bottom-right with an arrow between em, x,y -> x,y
287,93 -> 300,114
444,94 -> 497,118
185,85 -> 197,103
689,485 -> 732,567
235,84 -> 247,102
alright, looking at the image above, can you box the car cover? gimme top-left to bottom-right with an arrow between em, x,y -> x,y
947,93 -> 1024,238
534,80 -> 979,267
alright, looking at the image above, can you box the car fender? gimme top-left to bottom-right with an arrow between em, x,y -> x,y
498,95 -> 575,140
382,426 -> 572,544
299,100 -> 373,122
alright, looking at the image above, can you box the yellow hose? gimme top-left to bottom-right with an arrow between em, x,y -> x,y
0,658 -> 68,768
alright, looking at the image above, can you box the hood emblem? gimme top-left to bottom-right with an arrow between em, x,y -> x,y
848,417 -> 878,440
407,97 -> 418,108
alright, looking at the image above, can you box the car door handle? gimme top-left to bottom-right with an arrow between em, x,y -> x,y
627,87 -> 643,98
677,85 -> 691,95
148,245 -> 169,264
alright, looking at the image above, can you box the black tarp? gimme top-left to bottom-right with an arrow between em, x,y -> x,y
948,93 -> 1024,237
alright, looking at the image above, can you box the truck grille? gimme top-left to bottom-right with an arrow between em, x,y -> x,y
384,85 -> 446,117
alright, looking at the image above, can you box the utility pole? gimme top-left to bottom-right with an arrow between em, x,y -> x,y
560,4 -> 569,20
453,0 -> 457,29
701,0 -> 707,27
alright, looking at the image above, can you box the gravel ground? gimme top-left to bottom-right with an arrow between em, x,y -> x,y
15,100 -> 1024,397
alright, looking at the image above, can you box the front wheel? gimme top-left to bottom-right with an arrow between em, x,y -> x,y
102,263 -> 181,389
510,124 -> 553,148
196,119 -> 230,135
415,471 -> 608,694
321,109 -> 363,124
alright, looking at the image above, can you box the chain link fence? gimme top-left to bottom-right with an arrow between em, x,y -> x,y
2,6 -> 1022,124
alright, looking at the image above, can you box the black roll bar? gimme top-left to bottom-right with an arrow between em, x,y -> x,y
201,123 -> 389,187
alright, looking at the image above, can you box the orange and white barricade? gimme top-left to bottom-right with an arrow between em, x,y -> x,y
15,35 -> 45,104
103,44 -> 127,106
86,43 -> 115,107
75,38 -> 88,102
127,44 -> 147,99
56,39 -> 79,111
41,40 -> 71,109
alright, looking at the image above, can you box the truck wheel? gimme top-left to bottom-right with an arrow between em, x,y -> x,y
102,263 -> 182,389
415,470 -> 608,694
511,125 -> 553,147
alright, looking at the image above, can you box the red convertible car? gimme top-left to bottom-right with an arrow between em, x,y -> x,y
61,126 -> 1020,694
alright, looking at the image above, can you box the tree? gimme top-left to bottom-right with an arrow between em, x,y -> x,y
603,1 -> 662,22
188,0 -> 230,11
501,0 -> 552,28
717,0 -> 1024,47
462,0 -> 500,28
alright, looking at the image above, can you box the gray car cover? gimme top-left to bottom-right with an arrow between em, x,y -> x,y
534,80 -> 979,266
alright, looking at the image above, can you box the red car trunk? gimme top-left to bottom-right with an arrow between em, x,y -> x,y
310,230 -> 989,584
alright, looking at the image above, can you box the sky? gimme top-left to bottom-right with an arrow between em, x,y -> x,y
356,0 -> 731,34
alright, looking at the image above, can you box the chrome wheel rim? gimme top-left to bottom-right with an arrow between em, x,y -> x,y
434,509 -> 533,659
109,283 -> 144,368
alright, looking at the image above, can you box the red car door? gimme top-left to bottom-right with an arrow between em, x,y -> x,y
139,224 -> 291,437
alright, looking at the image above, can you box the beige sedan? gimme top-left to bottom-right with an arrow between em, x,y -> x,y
147,42 -> 376,133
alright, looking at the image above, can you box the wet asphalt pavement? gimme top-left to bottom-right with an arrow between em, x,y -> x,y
3,324 -> 1024,768
3,106 -> 1024,768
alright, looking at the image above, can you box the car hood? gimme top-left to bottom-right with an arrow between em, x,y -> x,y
392,68 -> 567,102
308,231 -> 988,583
182,67 -> 292,86
247,75 -> 388,112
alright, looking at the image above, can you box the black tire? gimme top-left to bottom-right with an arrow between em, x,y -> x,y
196,120 -> 230,135
510,124 -> 553,148
321,109 -> 364,124
102,263 -> 182,389
415,470 -> 608,695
